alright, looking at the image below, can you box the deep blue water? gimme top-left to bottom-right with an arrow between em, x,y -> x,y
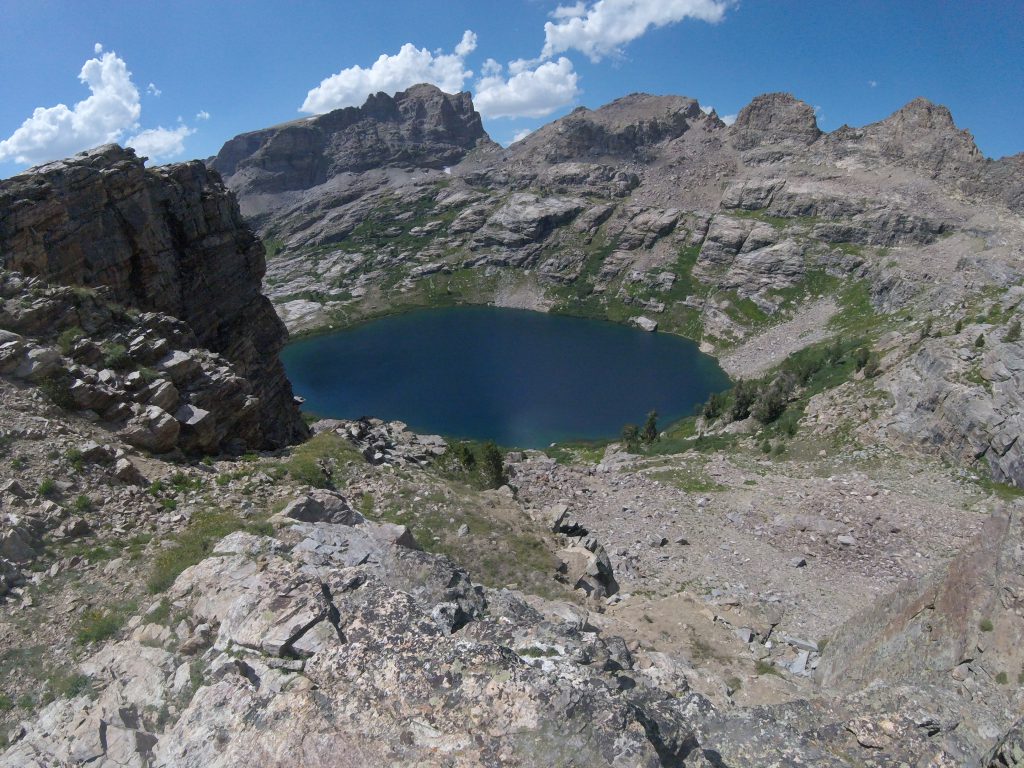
281,306 -> 730,448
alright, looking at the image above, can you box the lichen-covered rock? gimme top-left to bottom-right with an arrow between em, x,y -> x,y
0,516 -> 709,767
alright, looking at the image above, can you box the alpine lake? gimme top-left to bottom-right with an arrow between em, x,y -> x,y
282,306 -> 731,449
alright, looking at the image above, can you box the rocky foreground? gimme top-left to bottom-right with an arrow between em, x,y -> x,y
0,395 -> 1022,765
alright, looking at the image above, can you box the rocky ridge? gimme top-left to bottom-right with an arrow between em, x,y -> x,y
0,144 -> 306,448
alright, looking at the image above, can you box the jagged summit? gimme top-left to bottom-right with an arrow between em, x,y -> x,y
211,83 -> 492,195
508,92 -> 710,163
730,92 -> 822,150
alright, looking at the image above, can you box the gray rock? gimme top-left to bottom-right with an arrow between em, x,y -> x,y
631,316 -> 658,332
119,405 -> 180,454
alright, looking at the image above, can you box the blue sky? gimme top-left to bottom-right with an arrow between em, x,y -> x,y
1,0 -> 1021,176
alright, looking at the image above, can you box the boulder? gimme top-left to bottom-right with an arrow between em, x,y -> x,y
119,406 -> 180,453
144,379 -> 179,411
157,350 -> 201,384
174,404 -> 217,452
276,491 -> 364,526
13,346 -> 63,381
113,457 -> 146,485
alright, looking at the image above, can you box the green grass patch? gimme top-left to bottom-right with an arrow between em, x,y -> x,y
277,431 -> 364,489
755,659 -> 782,676
973,475 -> 1024,501
147,509 -> 272,593
544,440 -> 608,466
56,326 -> 85,354
646,467 -> 725,493
75,602 -> 136,645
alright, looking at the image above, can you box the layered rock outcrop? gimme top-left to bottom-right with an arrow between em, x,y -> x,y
0,144 -> 306,449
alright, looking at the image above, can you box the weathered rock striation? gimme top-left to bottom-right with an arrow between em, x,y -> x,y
0,144 -> 306,448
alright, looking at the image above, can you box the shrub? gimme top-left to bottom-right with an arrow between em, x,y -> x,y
280,432 -> 362,489
56,326 -> 85,354
621,424 -> 640,451
39,372 -> 76,410
75,607 -> 129,645
72,494 -> 92,512
776,409 -> 800,437
66,448 -> 85,472
1005,319 -> 1021,343
863,355 -> 881,379
480,442 -> 507,489
975,333 -> 985,349
954,318 -> 963,333
995,671 -> 1008,685
979,618 -> 994,632
730,379 -> 758,421
451,442 -> 476,472
854,347 -> 870,371
641,410 -> 659,443
100,342 -> 132,371
702,391 -> 727,421
751,375 -> 794,424
38,478 -> 57,497
43,670 -> 92,703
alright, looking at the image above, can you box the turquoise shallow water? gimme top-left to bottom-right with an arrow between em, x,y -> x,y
281,306 -> 730,448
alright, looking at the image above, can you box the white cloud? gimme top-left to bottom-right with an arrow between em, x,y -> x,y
146,82 -> 162,96
552,2 -> 588,19
0,46 -> 201,167
0,48 -> 141,165
301,31 -> 477,114
543,0 -> 732,61
868,80 -> 878,88
125,124 -> 194,160
195,110 -> 210,121
473,57 -> 580,119
721,113 -> 736,125
455,30 -> 478,57
511,128 -> 533,143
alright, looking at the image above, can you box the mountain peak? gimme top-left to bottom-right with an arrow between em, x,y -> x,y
507,92 -> 704,162
211,84 -> 490,194
730,92 -> 821,150
850,96 -> 983,174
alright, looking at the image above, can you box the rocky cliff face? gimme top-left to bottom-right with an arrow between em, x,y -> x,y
0,144 -> 306,450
